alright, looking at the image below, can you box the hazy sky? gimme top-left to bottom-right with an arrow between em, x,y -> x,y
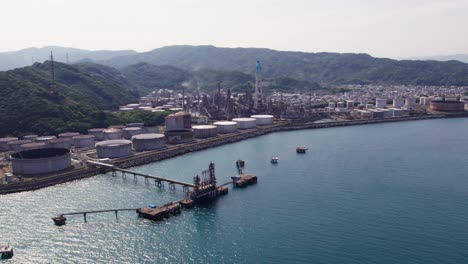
2,0 -> 468,58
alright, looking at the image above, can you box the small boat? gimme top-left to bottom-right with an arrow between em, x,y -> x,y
271,157 -> 279,164
0,244 -> 14,259
296,147 -> 308,153
52,215 -> 67,226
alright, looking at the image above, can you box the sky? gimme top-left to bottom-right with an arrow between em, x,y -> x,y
1,0 -> 468,58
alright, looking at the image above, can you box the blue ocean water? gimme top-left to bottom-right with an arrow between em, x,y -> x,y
1,118 -> 468,263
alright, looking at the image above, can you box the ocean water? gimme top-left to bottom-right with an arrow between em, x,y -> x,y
1,118 -> 468,263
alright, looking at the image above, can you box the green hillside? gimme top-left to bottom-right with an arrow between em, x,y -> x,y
101,45 -> 468,86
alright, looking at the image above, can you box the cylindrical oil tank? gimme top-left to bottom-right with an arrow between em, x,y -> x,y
232,118 -> 256,129
429,100 -> 465,112
73,135 -> 95,148
213,121 -> 238,134
375,98 -> 387,108
58,132 -> 80,139
126,123 -> 144,128
8,140 -> 32,152
20,142 -> 47,151
23,135 -> 38,141
0,137 -> 18,151
192,125 -> 218,138
11,148 -> 72,175
122,127 -> 143,139
109,125 -> 126,130
164,129 -> 194,144
103,129 -> 122,140
251,115 -> 274,126
95,140 -> 133,158
88,128 -> 106,141
143,126 -> 159,133
35,136 -> 56,144
49,138 -> 73,149
132,133 -> 166,151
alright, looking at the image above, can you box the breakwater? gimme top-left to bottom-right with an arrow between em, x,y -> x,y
1,113 -> 466,195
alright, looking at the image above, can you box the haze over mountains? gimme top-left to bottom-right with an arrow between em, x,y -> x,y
2,45 -> 468,87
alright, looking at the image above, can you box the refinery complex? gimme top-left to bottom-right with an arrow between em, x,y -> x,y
0,61 -> 467,192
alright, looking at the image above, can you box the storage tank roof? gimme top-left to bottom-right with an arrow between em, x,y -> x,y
73,135 -> 95,139
214,121 -> 237,125
96,140 -> 132,147
8,140 -> 32,145
50,138 -> 73,143
132,133 -> 165,140
104,129 -> 122,133
0,137 -> 18,142
123,127 -> 142,131
59,132 -> 80,137
192,125 -> 217,129
232,118 -> 256,122
251,115 -> 274,118
20,142 -> 46,148
88,128 -> 106,132
11,148 -> 69,159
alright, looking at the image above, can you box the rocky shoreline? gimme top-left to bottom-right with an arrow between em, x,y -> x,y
1,113 -> 466,195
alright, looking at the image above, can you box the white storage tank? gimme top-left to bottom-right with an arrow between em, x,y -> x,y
346,100 -> 354,109
132,133 -> 166,151
328,102 -> 336,108
232,118 -> 257,129
73,135 -> 95,148
49,138 -> 73,149
20,142 -> 47,151
34,136 -> 56,145
213,121 -> 238,134
11,148 -> 72,175
88,128 -> 106,141
8,140 -> 32,152
95,140 -> 133,158
58,132 -> 80,139
122,127 -> 143,139
23,135 -> 38,141
192,125 -> 218,139
0,137 -> 18,151
251,115 -> 274,126
337,102 -> 345,108
376,98 -> 387,108
103,129 -> 122,140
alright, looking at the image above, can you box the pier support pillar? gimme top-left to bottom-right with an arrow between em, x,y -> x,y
122,172 -> 126,179
169,183 -> 175,191
111,171 -> 117,177
115,210 -> 118,219
145,177 -> 149,184
134,174 -> 137,183
84,213 -> 87,223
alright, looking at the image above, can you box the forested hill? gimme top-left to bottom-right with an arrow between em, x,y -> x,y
101,45 -> 468,86
0,62 -> 140,136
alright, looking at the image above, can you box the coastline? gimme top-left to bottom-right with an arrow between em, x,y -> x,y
1,113 -> 466,195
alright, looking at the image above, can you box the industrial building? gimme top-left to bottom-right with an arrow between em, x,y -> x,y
132,134 -> 166,151
165,112 -> 192,130
11,148 -> 72,175
95,140 -> 133,158
73,135 -> 95,148
251,115 -> 274,126
213,121 -> 238,134
192,125 -> 218,139
232,118 -> 257,129
87,128 -> 106,141
429,100 -> 465,112
0,137 -> 18,151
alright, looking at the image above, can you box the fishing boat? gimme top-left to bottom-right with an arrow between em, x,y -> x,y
0,244 -> 13,259
271,157 -> 279,164
296,147 -> 307,153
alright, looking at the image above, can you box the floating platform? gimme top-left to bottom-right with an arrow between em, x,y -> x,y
217,186 -> 229,195
52,215 -> 67,226
271,157 -> 279,164
233,174 -> 257,188
136,202 -> 181,221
